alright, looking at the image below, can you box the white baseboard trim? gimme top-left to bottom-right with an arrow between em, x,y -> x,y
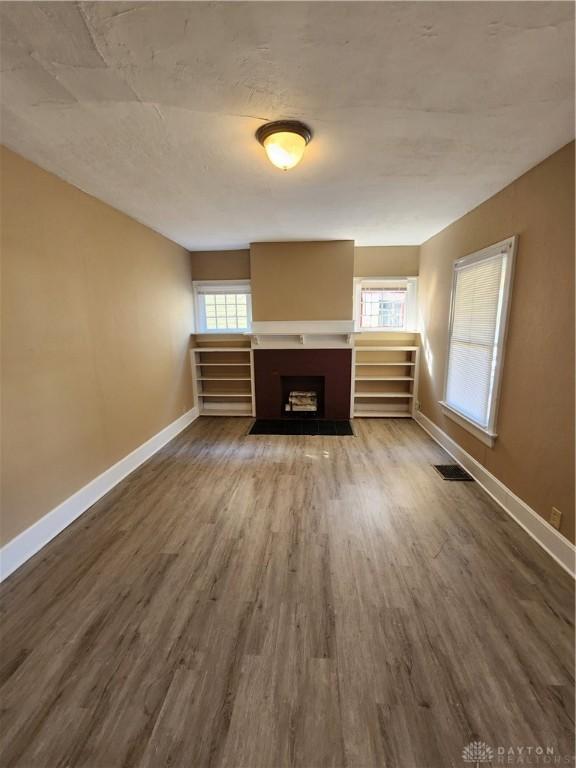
414,411 -> 575,578
0,406 -> 199,582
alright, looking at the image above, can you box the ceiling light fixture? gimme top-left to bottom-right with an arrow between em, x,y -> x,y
256,120 -> 312,171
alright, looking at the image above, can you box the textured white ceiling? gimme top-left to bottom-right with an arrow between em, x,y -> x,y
1,1 -> 574,249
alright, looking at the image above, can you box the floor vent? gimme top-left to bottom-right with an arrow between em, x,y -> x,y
249,419 -> 354,436
433,464 -> 474,481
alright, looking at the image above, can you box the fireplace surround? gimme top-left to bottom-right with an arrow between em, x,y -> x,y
253,348 -> 352,420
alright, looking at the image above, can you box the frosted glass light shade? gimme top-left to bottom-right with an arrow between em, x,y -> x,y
256,121 -> 312,171
263,131 -> 307,170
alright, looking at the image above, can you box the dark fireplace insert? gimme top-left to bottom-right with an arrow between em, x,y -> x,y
281,375 -> 325,418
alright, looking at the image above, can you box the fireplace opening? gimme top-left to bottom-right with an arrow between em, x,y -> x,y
281,375 -> 325,419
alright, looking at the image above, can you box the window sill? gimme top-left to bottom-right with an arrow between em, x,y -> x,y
198,329 -> 251,335
439,401 -> 497,448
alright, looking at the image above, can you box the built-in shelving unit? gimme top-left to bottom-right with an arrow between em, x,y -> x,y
191,338 -> 254,416
190,331 -> 420,421
352,340 -> 420,418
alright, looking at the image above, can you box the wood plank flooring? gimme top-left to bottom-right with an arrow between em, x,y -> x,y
0,417 -> 574,768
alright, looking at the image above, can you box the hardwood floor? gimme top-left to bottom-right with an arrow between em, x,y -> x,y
0,417 -> 574,768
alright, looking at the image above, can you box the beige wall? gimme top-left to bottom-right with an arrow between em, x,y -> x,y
418,142 -> 575,543
191,249 -> 250,281
354,246 -> 419,277
190,245 -> 419,284
1,147 -> 194,546
250,241 -> 354,321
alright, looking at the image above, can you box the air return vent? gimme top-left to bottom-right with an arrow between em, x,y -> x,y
433,464 -> 474,481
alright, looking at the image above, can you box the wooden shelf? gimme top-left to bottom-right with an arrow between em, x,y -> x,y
352,342 -> 420,418
199,392 -> 252,398
355,346 -> 418,351
355,362 -> 415,367
354,392 -> 413,398
192,347 -> 250,352
191,344 -> 256,417
355,376 -> 414,381
354,410 -> 412,418
200,408 -> 252,417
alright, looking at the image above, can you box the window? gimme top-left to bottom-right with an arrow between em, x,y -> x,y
194,280 -> 251,333
354,278 -> 418,331
441,237 -> 517,446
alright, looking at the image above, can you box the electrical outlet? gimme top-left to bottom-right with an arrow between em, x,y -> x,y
550,507 -> 562,530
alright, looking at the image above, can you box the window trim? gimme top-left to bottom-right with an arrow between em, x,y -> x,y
440,236 -> 517,447
354,277 -> 418,332
193,279 -> 252,334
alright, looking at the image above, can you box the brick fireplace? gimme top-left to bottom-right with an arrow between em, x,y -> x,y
253,348 -> 352,420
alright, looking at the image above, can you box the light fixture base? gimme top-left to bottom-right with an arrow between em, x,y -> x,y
255,120 -> 312,146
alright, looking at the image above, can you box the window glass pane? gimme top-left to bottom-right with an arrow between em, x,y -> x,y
197,283 -> 251,333
446,341 -> 492,425
445,252 -> 508,429
360,287 -> 406,328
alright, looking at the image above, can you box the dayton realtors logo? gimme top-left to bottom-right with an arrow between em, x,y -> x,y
462,741 -> 575,766
463,742 -> 494,767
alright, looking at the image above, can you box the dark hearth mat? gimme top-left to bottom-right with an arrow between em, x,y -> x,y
433,464 -> 474,481
249,419 -> 354,436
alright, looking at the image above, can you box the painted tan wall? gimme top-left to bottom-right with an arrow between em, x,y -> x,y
191,245 -> 419,283
250,241 -> 354,321
190,250 -> 250,281
418,142 -> 575,543
354,246 -> 419,277
0,147 -> 194,546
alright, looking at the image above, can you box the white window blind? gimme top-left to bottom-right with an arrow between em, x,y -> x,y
443,238 -> 516,440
